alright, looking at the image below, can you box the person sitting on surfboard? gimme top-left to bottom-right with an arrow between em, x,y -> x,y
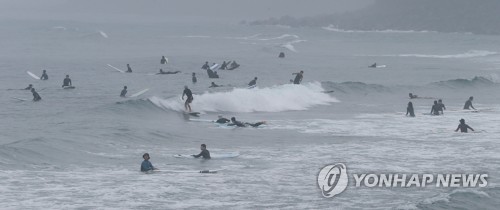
182,86 -> 194,112
161,56 -> 167,64
406,101 -> 415,117
141,153 -> 158,172
229,117 -> 266,127
464,96 -> 476,110
31,88 -> 41,102
40,70 -> 48,80
430,100 -> 440,116
409,93 -> 418,99
455,119 -> 474,133
192,144 -> 211,159
192,73 -> 197,83
120,86 -> 127,97
279,52 -> 285,58
62,75 -> 72,88
126,64 -> 132,73
209,82 -> 221,88
25,84 -> 33,90
369,63 -> 377,68
201,62 -> 209,70
220,61 -> 228,70
248,77 -> 257,87
215,115 -> 230,124
292,71 -> 304,84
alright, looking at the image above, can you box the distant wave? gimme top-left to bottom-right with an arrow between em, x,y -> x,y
415,188 -> 498,210
322,25 -> 436,33
430,76 -> 497,88
149,82 -> 338,113
321,81 -> 391,94
229,33 -> 305,53
183,35 -> 211,38
385,50 -> 498,59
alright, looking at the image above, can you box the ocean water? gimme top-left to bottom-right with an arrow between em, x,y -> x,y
1,18 -> 500,209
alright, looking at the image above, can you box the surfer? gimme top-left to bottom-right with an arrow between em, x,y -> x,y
292,71 -> 304,84
209,82 -> 221,88
31,88 -> 41,101
279,52 -> 285,58
409,93 -> 418,99
140,153 -> 158,172
229,117 -> 266,127
220,61 -> 228,70
248,77 -> 257,87
202,62 -> 209,70
24,84 -> 33,90
430,100 -> 440,116
192,73 -> 197,83
228,61 -> 240,70
157,69 -> 180,75
40,70 -> 48,80
406,101 -> 415,117
126,64 -> 132,73
161,56 -> 167,64
437,99 -> 446,114
62,75 -> 72,88
369,63 -> 377,68
455,119 -> 474,133
120,86 -> 127,97
192,144 -> 211,159
215,115 -> 230,124
182,86 -> 193,112
463,96 -> 475,110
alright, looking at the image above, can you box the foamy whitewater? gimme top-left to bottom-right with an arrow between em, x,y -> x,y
1,17 -> 500,209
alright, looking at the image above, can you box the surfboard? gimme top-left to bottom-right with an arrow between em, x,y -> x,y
27,71 -> 40,80
155,169 -> 222,174
11,97 -> 27,101
107,64 -> 125,73
63,86 -> 75,89
173,152 -> 240,159
128,88 -> 149,98
209,64 -> 219,70
247,85 -> 256,89
184,112 -> 200,116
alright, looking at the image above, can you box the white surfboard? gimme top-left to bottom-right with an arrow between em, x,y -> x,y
247,85 -> 256,89
27,71 -> 40,80
154,169 -> 222,174
209,64 -> 219,70
63,86 -> 75,89
107,64 -> 125,73
173,152 -> 240,159
129,88 -> 149,98
11,97 -> 27,101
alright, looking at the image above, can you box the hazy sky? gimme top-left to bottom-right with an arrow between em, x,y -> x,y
0,0 -> 373,22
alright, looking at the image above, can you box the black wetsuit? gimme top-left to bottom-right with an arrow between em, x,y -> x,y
63,78 -> 72,87
32,91 -> 41,101
41,73 -> 48,80
161,57 -> 167,64
158,71 -> 180,75
437,103 -> 446,113
293,73 -> 303,84
192,76 -> 197,83
456,123 -> 473,133
193,149 -> 211,159
406,106 -> 415,117
216,118 -> 230,124
126,66 -> 132,73
183,88 -> 193,103
120,89 -> 127,97
220,62 -> 227,70
248,79 -> 257,86
209,83 -> 220,88
202,63 -> 209,70
245,122 -> 265,127
229,120 -> 246,127
431,104 -> 440,115
464,100 -> 474,110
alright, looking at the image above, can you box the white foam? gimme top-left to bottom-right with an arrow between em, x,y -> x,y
322,25 -> 435,34
149,82 -> 338,113
98,30 -> 108,38
388,50 -> 497,59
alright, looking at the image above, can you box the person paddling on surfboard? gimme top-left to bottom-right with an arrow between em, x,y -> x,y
463,96 -> 476,110
192,144 -> 211,159
209,82 -> 222,88
292,71 -> 304,84
455,119 -> 474,133
31,88 -> 41,102
248,77 -> 257,87
120,86 -> 127,97
157,69 -> 180,75
24,84 -> 33,90
369,63 -> 377,68
182,86 -> 194,112
140,153 -> 158,172
215,115 -> 230,124
126,64 -> 132,73
409,93 -> 418,99
40,70 -> 48,80
62,75 -> 72,88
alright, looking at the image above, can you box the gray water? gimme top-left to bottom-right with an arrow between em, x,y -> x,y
1,18 -> 500,209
